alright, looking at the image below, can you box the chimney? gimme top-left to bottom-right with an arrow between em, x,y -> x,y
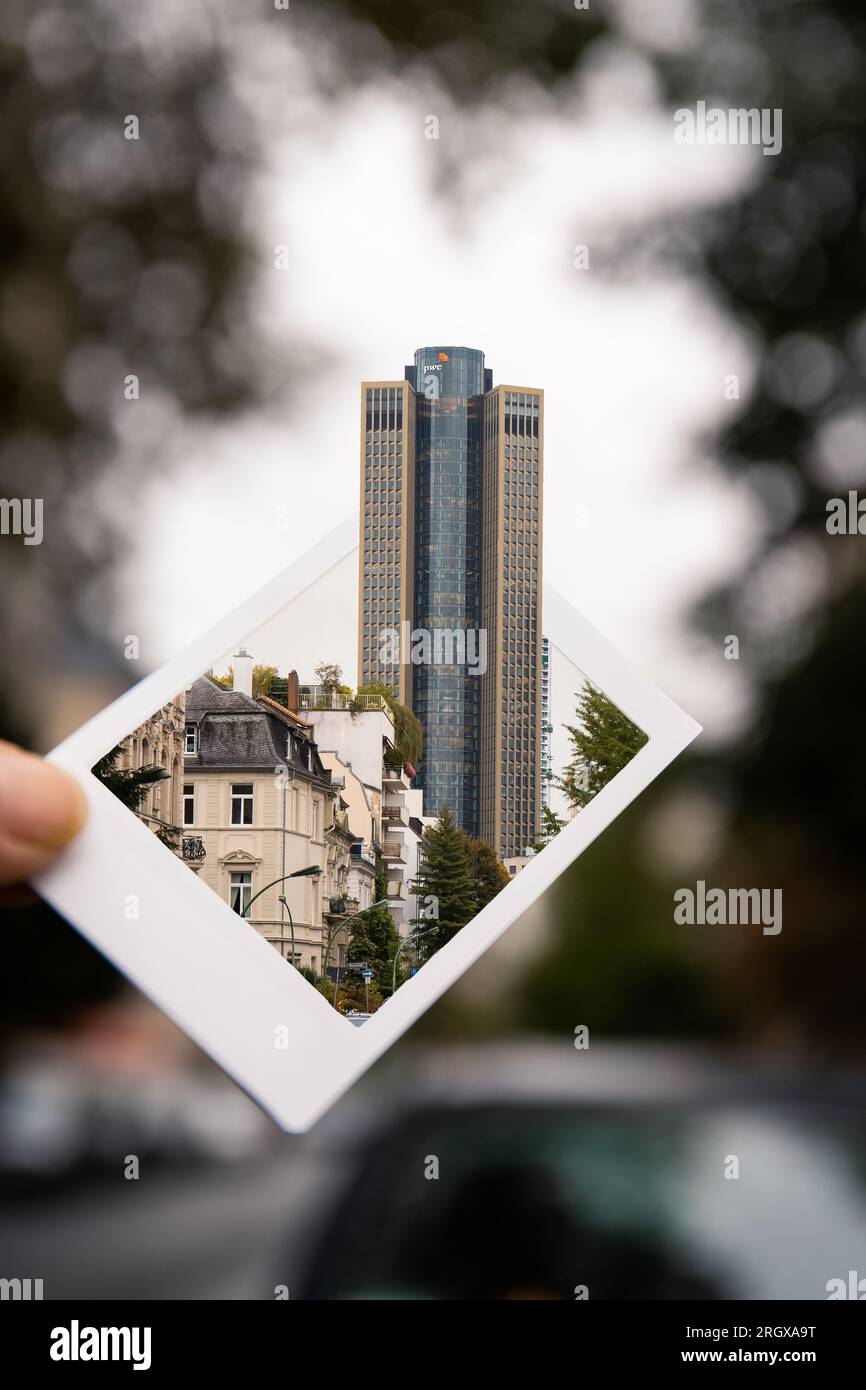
286,669 -> 299,713
233,648 -> 253,698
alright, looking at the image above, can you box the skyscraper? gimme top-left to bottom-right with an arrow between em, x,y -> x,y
358,346 -> 542,861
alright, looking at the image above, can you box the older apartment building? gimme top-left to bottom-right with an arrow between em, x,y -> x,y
119,693 -> 187,846
180,656 -> 351,973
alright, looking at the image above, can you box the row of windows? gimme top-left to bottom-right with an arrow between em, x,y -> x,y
365,388 -> 404,432
182,783 -> 322,834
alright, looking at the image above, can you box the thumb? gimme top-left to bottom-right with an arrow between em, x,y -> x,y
0,741 -> 88,887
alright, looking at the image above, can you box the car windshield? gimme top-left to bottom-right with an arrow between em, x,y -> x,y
302,1103 -> 866,1299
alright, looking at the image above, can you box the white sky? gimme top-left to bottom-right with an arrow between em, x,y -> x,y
118,25 -> 771,746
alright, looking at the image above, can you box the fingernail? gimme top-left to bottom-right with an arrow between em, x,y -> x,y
0,744 -> 88,848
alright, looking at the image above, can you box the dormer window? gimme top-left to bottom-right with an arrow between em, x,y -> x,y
185,723 -> 198,754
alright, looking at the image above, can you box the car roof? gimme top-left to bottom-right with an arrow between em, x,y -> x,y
309,1041 -> 866,1149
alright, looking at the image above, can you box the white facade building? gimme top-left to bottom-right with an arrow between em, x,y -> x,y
542,636 -> 588,827
301,692 -> 421,934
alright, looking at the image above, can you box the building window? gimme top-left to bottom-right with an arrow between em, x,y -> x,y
185,723 -> 197,754
231,783 -> 254,825
183,784 -> 195,825
229,871 -> 252,915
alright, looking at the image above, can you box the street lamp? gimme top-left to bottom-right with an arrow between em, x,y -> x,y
241,864 -> 321,969
330,898 -> 390,1011
390,924 -> 439,996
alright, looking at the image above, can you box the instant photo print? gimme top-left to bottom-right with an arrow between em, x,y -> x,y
36,514 -> 699,1133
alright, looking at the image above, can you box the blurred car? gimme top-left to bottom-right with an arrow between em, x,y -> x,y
3,1041 -> 866,1300
0,1056 -> 274,1197
292,1042 -> 866,1300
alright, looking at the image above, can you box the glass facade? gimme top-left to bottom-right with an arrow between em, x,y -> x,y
412,346 -> 484,832
359,347 -> 543,859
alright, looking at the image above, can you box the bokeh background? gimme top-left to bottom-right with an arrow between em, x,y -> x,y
1,0 -> 865,1299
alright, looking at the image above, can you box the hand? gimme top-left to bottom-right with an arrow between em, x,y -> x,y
0,741 -> 88,888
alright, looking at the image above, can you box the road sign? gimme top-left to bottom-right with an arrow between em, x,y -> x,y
361,970 -> 373,981
346,961 -> 367,970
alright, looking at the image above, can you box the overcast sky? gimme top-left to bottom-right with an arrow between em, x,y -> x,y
119,23 -> 769,745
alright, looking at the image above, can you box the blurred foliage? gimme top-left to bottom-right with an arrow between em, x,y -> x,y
517,790 -> 734,1041
0,0 -> 265,738
0,0 -> 265,1031
324,0 -> 609,96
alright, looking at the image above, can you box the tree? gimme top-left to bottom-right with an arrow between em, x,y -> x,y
410,806 -> 477,961
559,683 -> 648,811
462,831 -> 509,911
344,899 -> 401,1000
92,746 -> 177,850
209,664 -> 276,696
314,662 -> 344,692
533,803 -> 566,852
252,664 -> 278,697
355,682 -> 423,770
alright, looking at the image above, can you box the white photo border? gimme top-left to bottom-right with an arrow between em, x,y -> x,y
34,517 -> 701,1132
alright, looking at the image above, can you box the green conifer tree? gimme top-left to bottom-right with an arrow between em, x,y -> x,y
559,682 -> 648,811
410,806 -> 477,962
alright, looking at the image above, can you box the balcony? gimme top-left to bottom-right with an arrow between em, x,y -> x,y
350,841 -> 377,868
182,837 -> 206,863
387,877 -> 408,901
299,687 -> 350,711
382,764 -> 410,791
382,800 -> 409,827
299,687 -> 389,713
382,838 -> 408,864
